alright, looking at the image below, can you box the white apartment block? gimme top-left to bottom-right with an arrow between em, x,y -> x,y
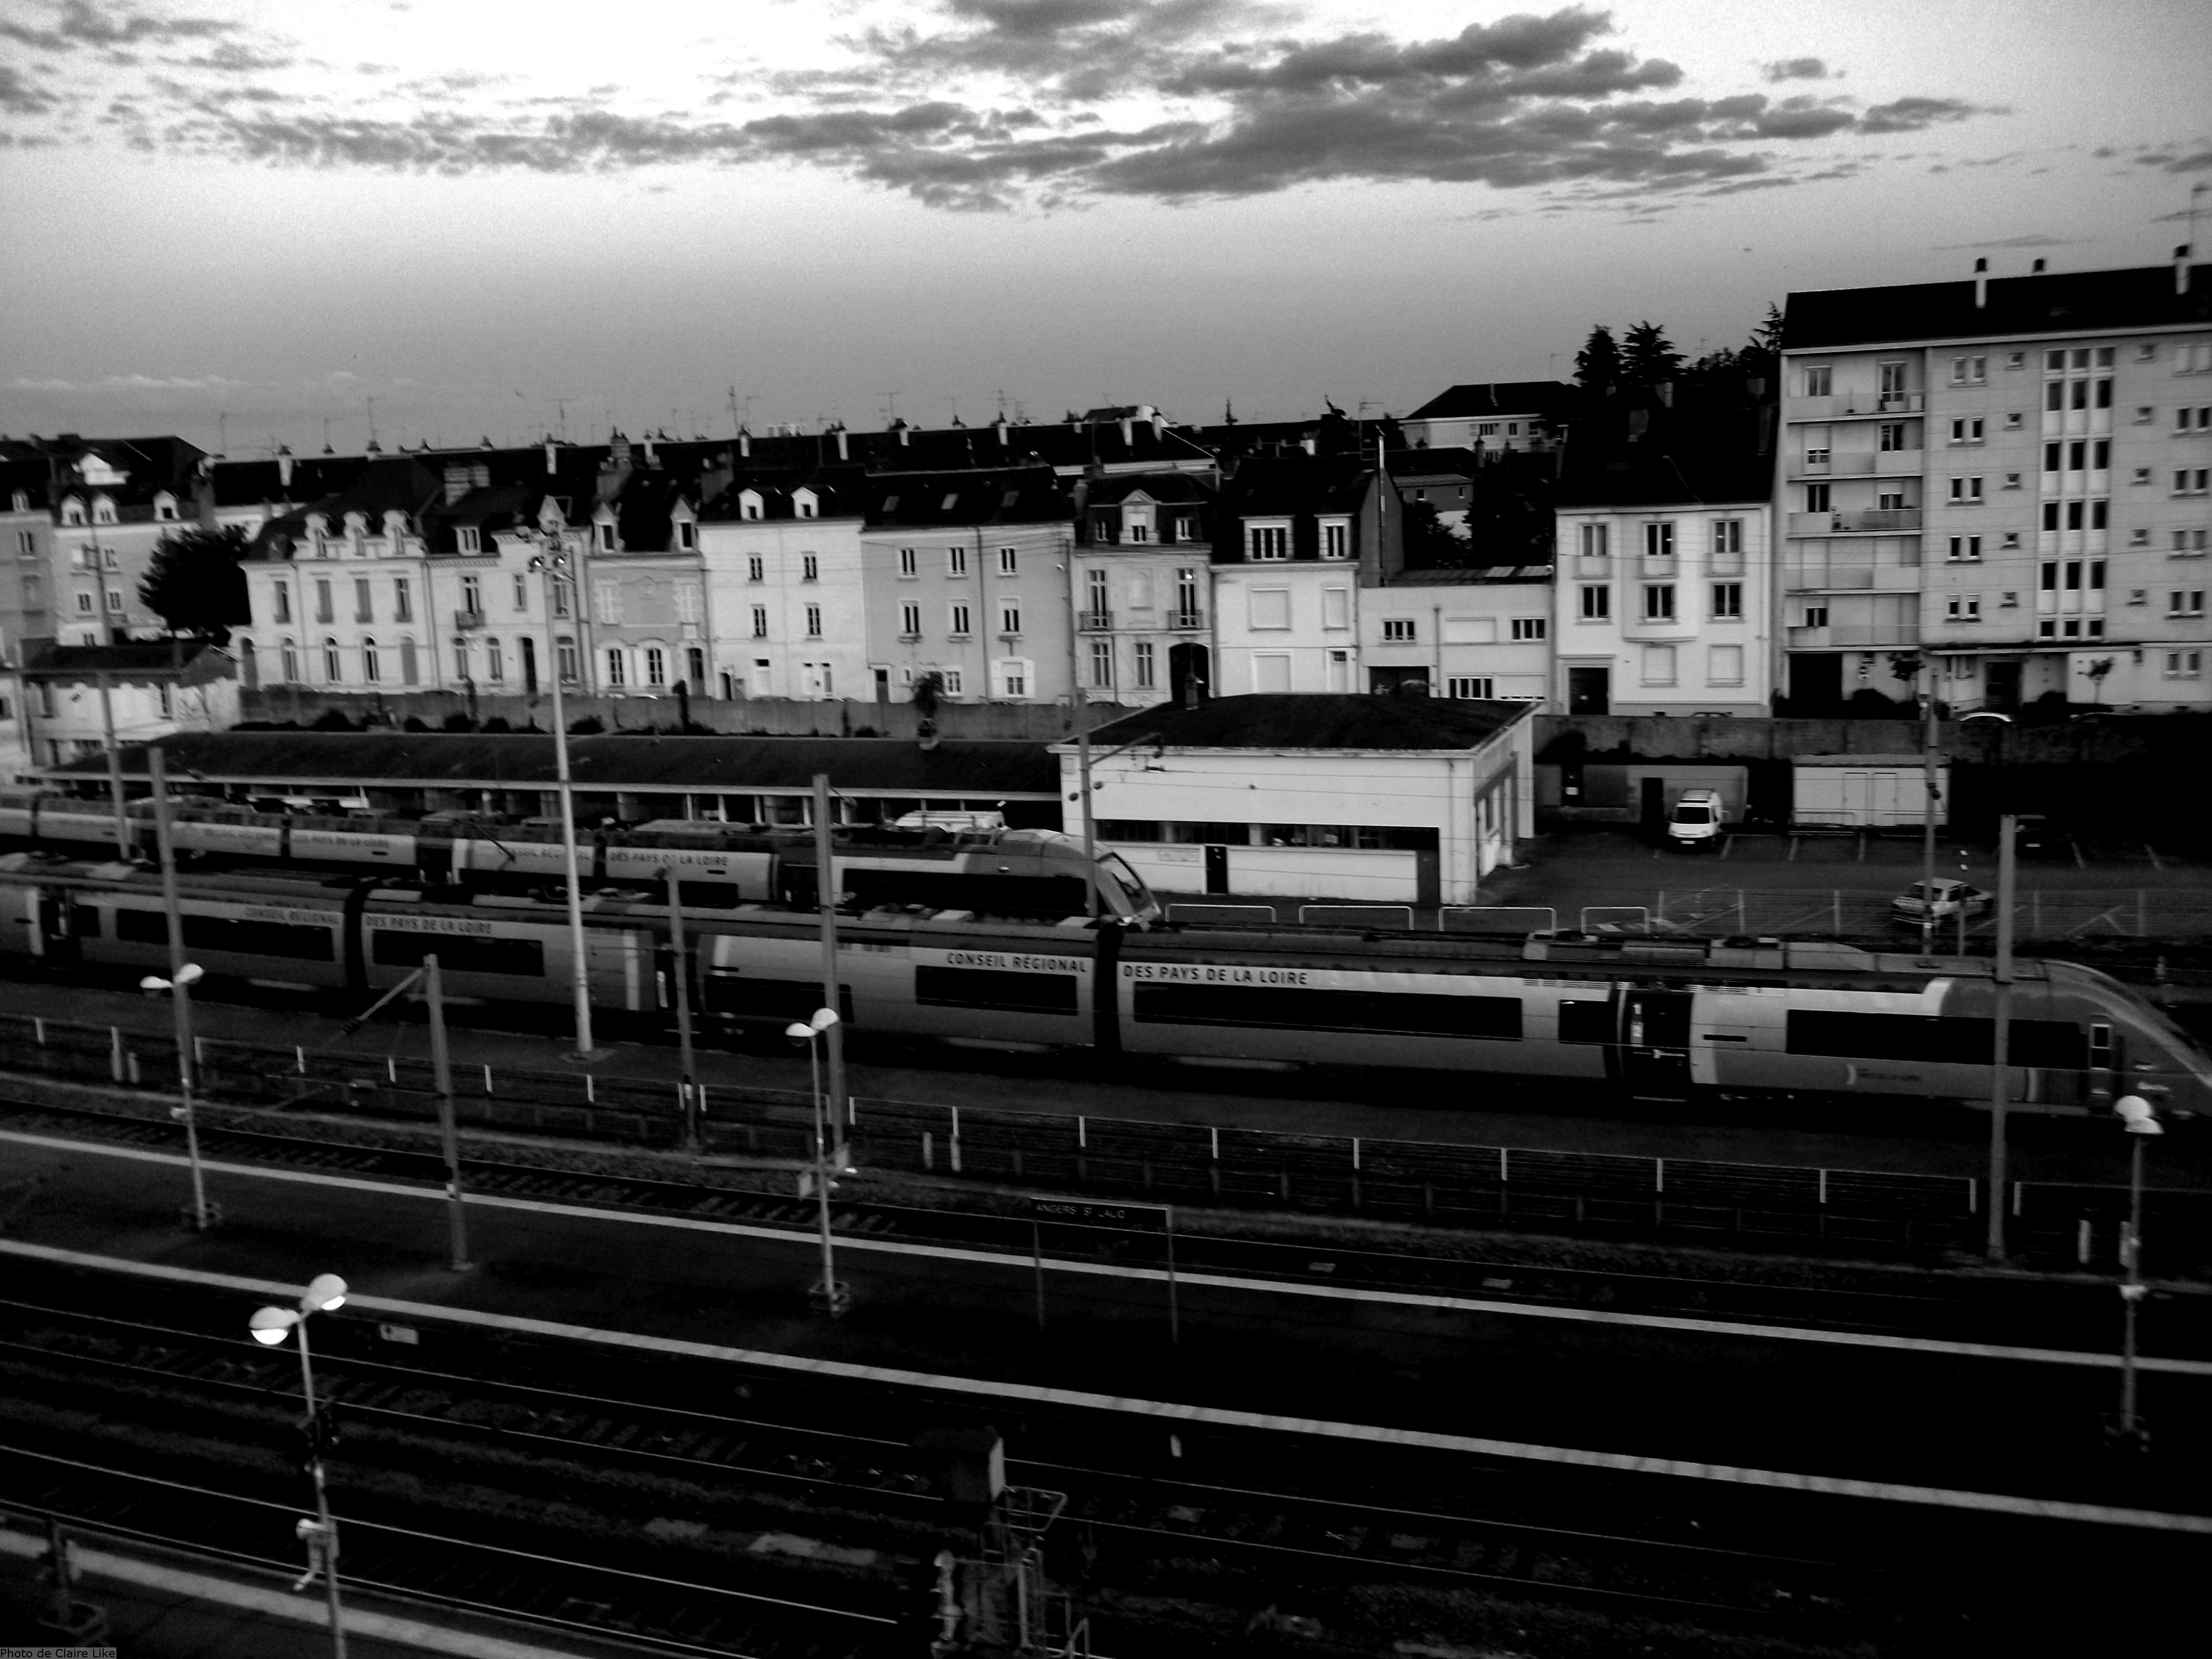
1361,569 -> 1555,702
1779,250 -> 2212,713
1073,473 -> 1218,707
699,477 -> 867,702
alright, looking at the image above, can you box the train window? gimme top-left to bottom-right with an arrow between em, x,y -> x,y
916,966 -> 1080,1016
116,906 -> 336,961
676,880 -> 741,909
702,973 -> 852,1024
2089,1022 -> 2113,1069
1786,1011 -> 2087,1069
371,931 -> 545,978
1557,999 -> 1612,1044
1133,983 -> 1520,1040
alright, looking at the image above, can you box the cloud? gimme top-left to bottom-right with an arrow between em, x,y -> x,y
2160,150 -> 2212,173
8,371 -> 248,394
1761,57 -> 1829,82
0,64 -> 62,115
0,1 -> 235,53
1932,233 -> 2092,250
1858,96 -> 2002,135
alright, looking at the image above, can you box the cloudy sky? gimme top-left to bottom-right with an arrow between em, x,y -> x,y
3,0 -> 2207,455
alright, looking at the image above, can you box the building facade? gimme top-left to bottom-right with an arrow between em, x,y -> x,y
1211,456 -> 1395,696
698,470 -> 867,702
1362,568 -> 1556,703
22,640 -> 238,770
1070,472 -> 1217,707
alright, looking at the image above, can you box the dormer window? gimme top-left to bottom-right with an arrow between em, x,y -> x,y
597,520 -> 616,551
794,490 -> 818,520
739,490 -> 763,521
61,498 -> 85,527
9,491 -> 27,512
456,527 -> 481,553
92,497 -> 117,525
676,520 -> 696,550
154,495 -> 177,521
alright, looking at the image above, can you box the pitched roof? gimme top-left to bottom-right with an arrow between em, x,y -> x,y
1084,471 -> 1217,507
1555,384 -> 1774,508
697,465 -> 868,523
1080,693 -> 1530,752
1221,453 -> 1375,517
24,639 -> 229,683
865,467 -> 1071,528
1784,259 -> 2212,350
1405,381 -> 1577,421
52,732 -> 1060,796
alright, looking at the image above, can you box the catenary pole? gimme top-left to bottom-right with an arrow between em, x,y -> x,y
813,773 -> 847,1147
1986,813 -> 2016,1259
99,671 -> 130,858
665,866 -> 699,1150
423,955 -> 470,1271
148,745 -> 211,1230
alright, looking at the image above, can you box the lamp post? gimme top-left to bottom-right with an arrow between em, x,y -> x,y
1918,662 -> 1940,960
663,867 -> 699,1151
2111,1093 -> 2162,1453
785,1008 -> 850,1316
250,1273 -> 350,1658
527,545 -> 596,1059
140,961 -> 211,1229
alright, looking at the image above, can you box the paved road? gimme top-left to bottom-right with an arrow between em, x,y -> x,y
2,1136 -> 2206,1519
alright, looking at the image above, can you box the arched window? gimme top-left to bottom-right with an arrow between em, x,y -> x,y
361,636 -> 380,683
93,497 -> 116,525
399,638 -> 418,685
644,646 -> 666,686
239,638 -> 258,689
323,637 -> 342,682
452,637 -> 470,682
605,647 -> 627,687
280,638 -> 299,682
61,498 -> 84,526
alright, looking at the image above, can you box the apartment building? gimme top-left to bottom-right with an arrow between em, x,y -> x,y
1212,455 -> 1396,695
20,639 -> 238,769
857,468 -> 1075,704
1,449 -> 54,662
697,468 -> 868,702
1553,384 -> 1775,715
1400,381 -> 1576,453
1070,471 -> 1217,706
1362,567 -> 1556,702
39,436 -> 206,646
1779,250 -> 2212,712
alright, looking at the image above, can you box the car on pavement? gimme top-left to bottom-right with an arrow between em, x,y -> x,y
1891,878 -> 1990,926
1666,789 -> 1725,851
2011,814 -> 2070,859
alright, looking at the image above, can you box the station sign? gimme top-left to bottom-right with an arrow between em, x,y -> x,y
1029,1197 -> 1168,1231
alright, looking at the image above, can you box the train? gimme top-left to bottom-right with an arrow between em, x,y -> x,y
2,855 -> 2205,1118
0,788 -> 1158,924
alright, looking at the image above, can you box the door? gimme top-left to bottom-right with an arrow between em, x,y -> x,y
1621,987 -> 1693,1097
1985,659 -> 2022,713
1790,653 -> 1842,711
521,636 -> 538,696
1640,777 -> 1666,837
1169,642 -> 1210,706
1567,665 -> 1609,715
873,666 -> 890,702
1203,844 -> 1229,894
1414,847 -> 1440,905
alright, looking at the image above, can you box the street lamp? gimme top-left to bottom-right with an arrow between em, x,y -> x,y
250,1273 -> 350,1657
785,1008 -> 850,1316
526,545 -> 597,1060
140,962 -> 213,1231
2111,1094 -> 2162,1452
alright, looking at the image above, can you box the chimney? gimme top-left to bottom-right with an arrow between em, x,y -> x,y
1300,435 -> 1316,456
895,419 -> 910,448
737,427 -> 750,460
1119,416 -> 1134,448
2179,244 -> 2194,297
1973,256 -> 1989,309
642,434 -> 656,464
2031,258 -> 2046,274
1152,409 -> 1166,439
835,425 -> 849,461
609,429 -> 631,468
276,446 -> 293,489
995,417 -> 1009,447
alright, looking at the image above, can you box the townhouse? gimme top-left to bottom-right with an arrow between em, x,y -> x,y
39,436 -> 206,646
697,467 -> 868,701
1069,471 -> 1216,706
1211,455 -> 1396,696
1779,249 -> 2212,713
1,447 -> 54,663
1400,380 -> 1576,454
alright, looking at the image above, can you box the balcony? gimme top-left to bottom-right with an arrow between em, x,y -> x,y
454,609 -> 485,630
1169,609 -> 1206,630
1573,554 -> 1612,577
1788,508 -> 1922,536
1078,609 -> 1113,631
1623,610 -> 1694,640
1638,553 -> 1677,579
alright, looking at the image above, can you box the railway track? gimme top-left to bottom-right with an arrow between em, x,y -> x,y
2,1090 -> 2186,1359
9,1085 -> 2196,1354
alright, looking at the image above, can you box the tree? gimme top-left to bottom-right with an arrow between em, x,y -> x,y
1621,321 -> 1683,387
1573,325 -> 1620,394
1399,500 -> 1468,570
138,525 -> 250,643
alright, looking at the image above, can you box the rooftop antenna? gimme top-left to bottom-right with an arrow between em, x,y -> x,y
321,417 -> 333,454
2192,181 -> 2209,255
216,412 -> 228,457
995,388 -> 1008,420
557,397 -> 569,442
881,391 -> 901,426
949,396 -> 961,427
365,396 -> 378,449
727,386 -> 742,438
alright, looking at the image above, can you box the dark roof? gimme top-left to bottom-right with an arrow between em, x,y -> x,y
1081,693 -> 1530,752
698,465 -> 868,524
865,467 -> 1070,528
1385,566 -> 1553,586
1405,381 -> 1577,422
208,453 -> 375,510
1555,384 -> 1774,508
24,640 -> 228,683
251,458 -> 445,556
53,732 -> 1058,796
1784,259 -> 2212,350
1083,471 -> 1216,507
1221,454 -> 1375,518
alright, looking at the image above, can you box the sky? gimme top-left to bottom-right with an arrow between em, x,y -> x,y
2,0 -> 2208,456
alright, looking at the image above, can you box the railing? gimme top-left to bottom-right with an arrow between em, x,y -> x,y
1077,610 -> 1112,631
454,609 -> 484,630
1168,609 -> 1206,630
1574,555 -> 1613,578
1788,509 -> 1922,535
1637,554 -> 1677,578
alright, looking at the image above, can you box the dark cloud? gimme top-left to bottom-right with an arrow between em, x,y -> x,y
171,41 -> 295,74
1858,96 -> 2002,135
2161,150 -> 2212,173
0,64 -> 63,115
1933,233 -> 2091,249
0,0 -> 234,53
1761,58 -> 1829,83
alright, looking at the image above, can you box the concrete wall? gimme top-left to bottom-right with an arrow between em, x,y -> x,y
238,686 -> 1124,740
1534,713 -> 2212,766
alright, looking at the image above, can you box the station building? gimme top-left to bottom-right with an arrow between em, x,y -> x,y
1056,693 -> 1535,905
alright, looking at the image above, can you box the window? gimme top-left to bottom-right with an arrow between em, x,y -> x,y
1089,640 -> 1112,687
796,497 -> 815,520
898,547 -> 916,577
61,500 -> 83,526
947,545 -> 967,576
2170,590 -> 2205,617
999,546 -> 1018,575
900,601 -> 921,638
940,668 -> 963,697
1948,535 -> 1982,562
1382,618 -> 1416,642
1085,569 -> 1109,620
673,519 -> 696,550
1510,616 -> 1547,641
949,603 -> 972,636
644,646 -> 665,685
2046,382 -> 2065,412
1882,422 -> 1911,451
1712,518 -> 1743,556
1000,603 -> 1021,636
14,530 -> 33,557
1579,584 -> 1611,620
361,637 -> 380,682
2166,651 -> 2204,677
1447,676 -> 1494,699
1946,595 -> 1982,622
1950,476 -> 1984,502
552,580 -> 569,618
1879,361 -> 1908,398
2004,412 -> 2024,430
461,575 -> 481,616
996,660 -> 1029,698
1805,483 -> 1831,513
93,497 -> 115,525
1643,521 -> 1675,558
274,585 -> 292,623
752,605 -> 768,638
605,648 -> 626,685
102,547 -> 119,569
1175,569 -> 1200,621
324,638 -> 342,682
1948,418 -> 1983,445
75,590 -> 93,615
1134,641 -> 1155,688
1642,585 -> 1676,621
456,527 -> 480,553
1709,644 -> 1744,685
1128,524 -> 1149,543
597,521 -> 616,550
354,578 -> 373,621
1711,581 -> 1743,618
1803,605 -> 1829,629
1578,524 -> 1608,558
2041,501 -> 2061,532
2095,378 -> 2112,409
1321,523 -> 1348,559
687,646 -> 705,686
314,578 -> 333,623
1173,516 -> 1198,544
2180,407 -> 2212,433
1950,355 -> 1987,384
556,637 -> 577,683
1642,645 -> 1677,685
2176,469 -> 2211,496
281,639 -> 299,680
804,605 -> 823,638
1804,366 -> 1832,397
451,635 -> 469,679
2172,529 -> 2210,555
1248,526 -> 1289,560
792,553 -> 815,582
104,587 -> 123,612
747,555 -> 765,582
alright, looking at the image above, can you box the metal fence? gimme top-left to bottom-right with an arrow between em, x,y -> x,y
1542,887 -> 2212,943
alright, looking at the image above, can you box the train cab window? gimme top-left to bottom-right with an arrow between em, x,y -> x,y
67,904 -> 101,938
1557,999 -> 1612,1044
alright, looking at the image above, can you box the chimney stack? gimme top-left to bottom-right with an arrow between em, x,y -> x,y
834,425 -> 849,461
994,417 -> 1009,447
895,419 -> 910,448
276,446 -> 293,489
1973,257 -> 1989,309
737,427 -> 750,460
2031,258 -> 2046,274
1119,416 -> 1134,448
545,439 -> 558,476
2179,244 -> 2194,297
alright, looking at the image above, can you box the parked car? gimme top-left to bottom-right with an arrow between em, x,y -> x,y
1891,878 -> 1990,925
2011,815 -> 2069,860
1666,789 -> 1725,850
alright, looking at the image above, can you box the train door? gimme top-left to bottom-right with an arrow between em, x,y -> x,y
1621,986 -> 1693,1097
1203,844 -> 1229,894
36,889 -> 84,966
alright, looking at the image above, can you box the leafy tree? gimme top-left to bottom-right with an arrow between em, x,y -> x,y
1573,325 -> 1620,394
1621,321 -> 1683,387
138,525 -> 250,643
1400,500 -> 1468,569
911,670 -> 945,718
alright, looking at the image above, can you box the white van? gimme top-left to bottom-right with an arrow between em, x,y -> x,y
1666,789 -> 1725,850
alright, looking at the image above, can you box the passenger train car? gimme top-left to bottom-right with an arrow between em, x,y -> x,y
2,856 -> 2205,1117
0,788 -> 1157,924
